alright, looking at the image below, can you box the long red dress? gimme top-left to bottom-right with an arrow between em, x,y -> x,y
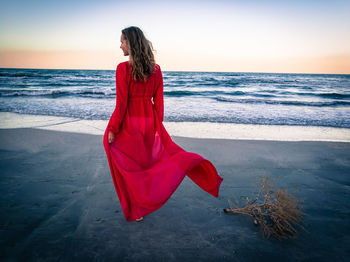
103,61 -> 223,221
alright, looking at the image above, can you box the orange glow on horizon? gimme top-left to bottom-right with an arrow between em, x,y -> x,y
1,49 -> 349,74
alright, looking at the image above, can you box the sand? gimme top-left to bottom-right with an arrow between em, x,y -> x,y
1,128 -> 349,261
2,112 -> 350,142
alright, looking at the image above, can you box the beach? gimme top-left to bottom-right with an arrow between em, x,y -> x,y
1,126 -> 349,261
1,68 -> 350,261
2,0 -> 350,259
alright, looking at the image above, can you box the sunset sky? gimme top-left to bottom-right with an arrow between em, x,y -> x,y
1,0 -> 349,73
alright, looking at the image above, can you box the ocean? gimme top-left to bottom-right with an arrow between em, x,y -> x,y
1,68 -> 350,128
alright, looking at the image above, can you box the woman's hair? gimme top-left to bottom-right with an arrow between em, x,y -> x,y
122,26 -> 156,82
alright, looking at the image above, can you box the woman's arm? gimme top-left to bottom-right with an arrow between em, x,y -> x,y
153,66 -> 164,122
107,63 -> 129,135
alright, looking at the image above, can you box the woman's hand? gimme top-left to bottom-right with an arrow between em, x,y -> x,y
108,131 -> 115,144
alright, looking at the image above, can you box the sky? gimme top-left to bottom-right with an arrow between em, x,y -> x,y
0,0 -> 349,73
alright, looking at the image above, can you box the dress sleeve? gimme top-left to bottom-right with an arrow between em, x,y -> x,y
107,63 -> 129,135
153,66 -> 164,122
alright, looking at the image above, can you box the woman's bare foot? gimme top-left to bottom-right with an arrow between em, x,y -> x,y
135,217 -> 143,222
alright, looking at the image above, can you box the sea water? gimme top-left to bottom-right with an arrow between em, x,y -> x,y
1,68 -> 349,128
1,68 -> 350,141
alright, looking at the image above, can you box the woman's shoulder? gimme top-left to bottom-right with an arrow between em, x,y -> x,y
154,64 -> 162,75
116,61 -> 130,70
117,61 -> 160,70
116,61 -> 131,77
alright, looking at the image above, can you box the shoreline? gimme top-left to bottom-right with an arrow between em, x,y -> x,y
1,111 -> 350,142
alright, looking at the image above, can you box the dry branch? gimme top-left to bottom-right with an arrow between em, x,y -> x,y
224,175 -> 306,240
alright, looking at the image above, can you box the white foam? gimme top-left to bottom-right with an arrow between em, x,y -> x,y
1,112 -> 349,142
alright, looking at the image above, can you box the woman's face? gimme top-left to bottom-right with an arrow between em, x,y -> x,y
120,34 -> 129,56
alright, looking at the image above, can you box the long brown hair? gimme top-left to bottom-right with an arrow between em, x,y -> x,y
122,26 -> 156,82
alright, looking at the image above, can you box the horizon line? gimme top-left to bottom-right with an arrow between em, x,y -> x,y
1,67 -> 349,76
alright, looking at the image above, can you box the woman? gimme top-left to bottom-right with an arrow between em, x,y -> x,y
103,26 -> 223,222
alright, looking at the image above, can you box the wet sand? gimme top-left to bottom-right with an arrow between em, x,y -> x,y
0,128 -> 349,261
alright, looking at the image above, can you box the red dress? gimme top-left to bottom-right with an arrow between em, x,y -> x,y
103,61 -> 223,221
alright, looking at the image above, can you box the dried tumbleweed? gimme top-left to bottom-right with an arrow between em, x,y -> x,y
224,175 -> 307,240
